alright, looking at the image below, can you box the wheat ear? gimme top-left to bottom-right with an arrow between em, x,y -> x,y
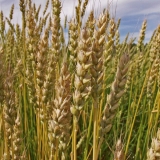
48,62 -> 71,160
114,139 -> 125,160
147,128 -> 160,160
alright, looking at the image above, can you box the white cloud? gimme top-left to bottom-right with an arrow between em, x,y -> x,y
113,0 -> 160,17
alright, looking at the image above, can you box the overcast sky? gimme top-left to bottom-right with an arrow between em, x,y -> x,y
0,0 -> 160,43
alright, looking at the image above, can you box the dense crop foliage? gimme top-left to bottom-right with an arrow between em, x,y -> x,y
0,0 -> 160,159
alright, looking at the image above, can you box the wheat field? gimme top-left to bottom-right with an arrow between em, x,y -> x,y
0,0 -> 160,160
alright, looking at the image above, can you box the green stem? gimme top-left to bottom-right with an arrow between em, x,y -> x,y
84,107 -> 93,159
96,137 -> 104,160
93,100 -> 98,160
73,115 -> 77,160
125,71 -> 148,157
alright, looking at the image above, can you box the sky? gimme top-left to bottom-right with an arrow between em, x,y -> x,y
0,0 -> 160,43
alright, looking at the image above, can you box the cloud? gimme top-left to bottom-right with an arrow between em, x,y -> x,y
112,0 -> 160,42
114,0 -> 160,17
